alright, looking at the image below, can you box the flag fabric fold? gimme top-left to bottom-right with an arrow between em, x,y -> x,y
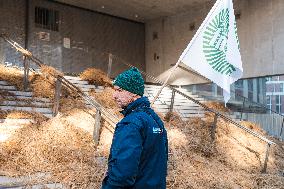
178,0 -> 243,104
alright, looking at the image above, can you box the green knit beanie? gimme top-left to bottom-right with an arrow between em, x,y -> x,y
113,67 -> 144,96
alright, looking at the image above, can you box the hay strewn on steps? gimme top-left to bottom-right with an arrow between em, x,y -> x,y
0,109 -> 109,188
0,66 -> 283,188
166,115 -> 284,189
79,68 -> 112,87
0,64 -> 65,99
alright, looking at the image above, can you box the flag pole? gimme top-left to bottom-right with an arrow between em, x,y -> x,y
151,60 -> 181,105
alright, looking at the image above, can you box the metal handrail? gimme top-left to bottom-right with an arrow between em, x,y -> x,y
1,34 -> 276,172
1,33 -> 274,144
0,34 -> 119,129
179,68 -> 284,118
175,63 -> 284,123
111,54 -> 275,145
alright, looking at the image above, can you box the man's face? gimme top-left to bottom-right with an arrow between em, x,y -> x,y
113,86 -> 137,108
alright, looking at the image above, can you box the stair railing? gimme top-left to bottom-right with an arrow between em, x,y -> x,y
110,53 -> 276,173
1,34 -> 276,173
0,34 -> 119,146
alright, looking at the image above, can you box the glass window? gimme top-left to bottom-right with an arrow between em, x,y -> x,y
35,7 -> 59,31
276,95 -> 281,113
279,83 -> 284,92
266,77 -> 272,82
266,95 -> 272,113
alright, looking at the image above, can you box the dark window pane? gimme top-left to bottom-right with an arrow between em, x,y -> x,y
35,7 -> 59,31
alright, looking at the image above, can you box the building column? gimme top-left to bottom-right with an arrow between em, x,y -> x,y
231,84 -> 236,100
243,80 -> 249,98
212,84 -> 218,97
253,78 -> 258,102
259,78 -> 265,104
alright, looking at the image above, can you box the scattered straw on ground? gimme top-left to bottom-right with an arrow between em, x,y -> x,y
40,65 -> 63,78
0,64 -> 24,90
89,87 -> 117,109
79,68 -> 112,87
205,101 -> 230,113
1,65 -> 284,189
29,73 -> 55,99
0,109 -> 108,188
0,110 -> 48,124
88,87 -> 122,119
59,97 -> 87,113
0,107 -> 284,188
165,114 -> 284,189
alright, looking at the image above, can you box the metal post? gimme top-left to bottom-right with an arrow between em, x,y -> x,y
107,53 -> 113,78
169,89 -> 176,113
23,58 -> 30,91
240,97 -> 246,121
280,117 -> 284,138
93,109 -> 102,146
210,113 -> 218,141
52,78 -> 62,117
261,143 -> 271,173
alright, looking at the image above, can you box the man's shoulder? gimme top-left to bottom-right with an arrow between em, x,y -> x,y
120,110 -> 151,127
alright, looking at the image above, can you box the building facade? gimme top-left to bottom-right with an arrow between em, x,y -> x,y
0,0 -> 145,77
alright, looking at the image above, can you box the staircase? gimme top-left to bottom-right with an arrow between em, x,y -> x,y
0,80 -> 53,118
62,76 -> 207,119
64,76 -> 104,93
144,84 -> 206,119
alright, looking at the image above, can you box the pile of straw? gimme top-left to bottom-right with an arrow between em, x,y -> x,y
0,64 -> 60,99
1,64 -> 283,188
0,110 -> 48,124
89,87 -> 117,109
0,109 -> 108,187
0,107 -> 283,188
205,101 -> 230,113
40,65 -> 63,78
79,68 -> 112,87
165,114 -> 284,189
29,73 -> 55,99
0,64 -> 24,90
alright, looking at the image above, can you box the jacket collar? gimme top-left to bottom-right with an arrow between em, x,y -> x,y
121,97 -> 150,117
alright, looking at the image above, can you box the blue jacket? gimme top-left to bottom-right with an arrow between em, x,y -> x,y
102,97 -> 168,189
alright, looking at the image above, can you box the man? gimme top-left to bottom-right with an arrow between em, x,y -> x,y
101,67 -> 168,189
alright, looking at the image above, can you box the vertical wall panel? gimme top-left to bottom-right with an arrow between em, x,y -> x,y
0,0 -> 26,67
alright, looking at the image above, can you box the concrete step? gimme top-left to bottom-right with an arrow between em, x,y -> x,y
73,83 -> 104,90
0,85 -> 17,90
80,88 -> 104,93
64,76 -> 90,85
148,96 -> 204,104
0,81 -> 11,85
64,75 -> 83,81
153,101 -> 201,107
5,90 -> 33,97
152,104 -> 202,111
1,100 -> 52,108
0,106 -> 53,114
0,118 -> 33,125
3,95 -> 52,103
0,174 -> 63,188
145,91 -> 203,100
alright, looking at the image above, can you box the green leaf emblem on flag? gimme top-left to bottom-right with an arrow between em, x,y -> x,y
203,8 -> 236,75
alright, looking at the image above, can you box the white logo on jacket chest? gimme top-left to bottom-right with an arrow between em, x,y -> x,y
153,127 -> 163,134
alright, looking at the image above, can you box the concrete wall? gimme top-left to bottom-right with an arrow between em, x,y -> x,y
0,0 -> 26,65
145,0 -> 284,84
0,0 -> 145,77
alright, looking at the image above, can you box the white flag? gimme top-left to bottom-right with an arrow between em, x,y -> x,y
178,0 -> 243,104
